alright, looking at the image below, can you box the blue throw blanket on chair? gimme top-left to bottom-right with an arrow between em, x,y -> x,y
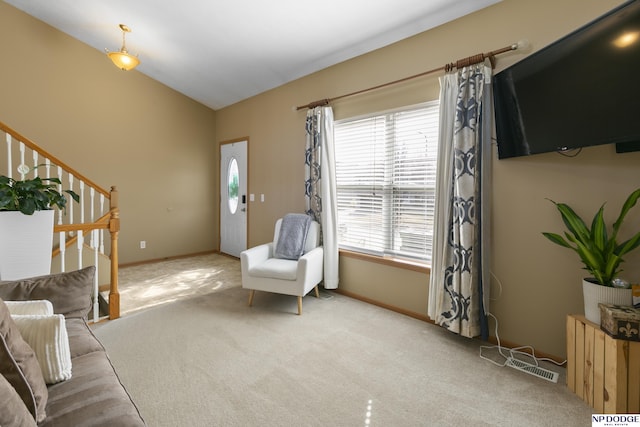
274,214 -> 312,260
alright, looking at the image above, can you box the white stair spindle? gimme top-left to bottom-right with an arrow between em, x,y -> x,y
93,229 -> 100,322
68,174 -> 74,223
76,230 -> 84,271
90,188 -> 96,222
79,181 -> 85,223
44,159 -> 51,180
99,194 -> 106,253
57,167 -> 63,225
59,232 -> 66,273
100,194 -> 105,223
89,188 -> 96,248
19,143 -> 25,179
32,151 -> 38,177
5,133 -> 12,177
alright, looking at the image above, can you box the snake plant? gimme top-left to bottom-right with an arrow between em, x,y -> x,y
542,188 -> 640,287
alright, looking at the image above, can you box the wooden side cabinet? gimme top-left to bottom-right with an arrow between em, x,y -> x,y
566,314 -> 640,413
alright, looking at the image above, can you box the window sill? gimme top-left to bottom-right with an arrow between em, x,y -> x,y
338,249 -> 430,274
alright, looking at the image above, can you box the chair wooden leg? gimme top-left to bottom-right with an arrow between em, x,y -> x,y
314,285 -> 320,298
297,296 -> 302,315
248,290 -> 255,307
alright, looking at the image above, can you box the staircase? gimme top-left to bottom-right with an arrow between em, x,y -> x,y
1,120 -> 121,321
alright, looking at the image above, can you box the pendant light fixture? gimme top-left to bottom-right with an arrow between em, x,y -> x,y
105,24 -> 140,71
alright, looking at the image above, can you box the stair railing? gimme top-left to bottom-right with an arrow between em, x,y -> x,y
0,120 -> 120,320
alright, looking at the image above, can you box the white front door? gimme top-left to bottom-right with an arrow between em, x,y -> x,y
220,140 -> 248,257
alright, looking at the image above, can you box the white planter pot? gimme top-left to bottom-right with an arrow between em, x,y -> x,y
582,278 -> 633,325
0,210 -> 55,280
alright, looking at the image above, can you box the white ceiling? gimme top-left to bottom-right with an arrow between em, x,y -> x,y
6,0 -> 500,110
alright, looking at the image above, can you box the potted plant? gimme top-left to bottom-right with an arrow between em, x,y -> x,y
542,188 -> 640,324
0,165 -> 79,280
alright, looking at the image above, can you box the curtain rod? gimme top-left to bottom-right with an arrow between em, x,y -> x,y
295,40 -> 529,111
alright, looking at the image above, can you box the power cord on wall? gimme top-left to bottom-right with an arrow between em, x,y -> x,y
479,312 -> 566,368
480,272 -> 566,382
479,313 -> 564,383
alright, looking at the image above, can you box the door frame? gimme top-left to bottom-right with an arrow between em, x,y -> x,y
219,137 -> 249,255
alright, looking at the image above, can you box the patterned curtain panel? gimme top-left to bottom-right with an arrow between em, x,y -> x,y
305,106 -> 339,289
428,61 -> 493,338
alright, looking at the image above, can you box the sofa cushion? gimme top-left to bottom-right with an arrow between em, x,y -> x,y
12,314 -> 72,384
0,298 -> 48,423
0,373 -> 37,427
65,318 -> 106,359
249,258 -> 298,280
0,266 -> 95,319
43,350 -> 146,426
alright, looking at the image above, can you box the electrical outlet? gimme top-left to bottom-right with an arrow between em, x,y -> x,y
140,240 -> 146,249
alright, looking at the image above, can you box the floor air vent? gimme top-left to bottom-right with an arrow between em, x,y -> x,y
317,290 -> 334,300
506,358 -> 559,383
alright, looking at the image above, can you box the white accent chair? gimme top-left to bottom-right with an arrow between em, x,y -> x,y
240,218 -> 323,315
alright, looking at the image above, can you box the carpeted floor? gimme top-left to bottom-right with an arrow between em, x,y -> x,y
116,253 -> 241,315
94,254 -> 594,426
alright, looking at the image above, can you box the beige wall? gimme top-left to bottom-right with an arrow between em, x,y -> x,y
0,2 -> 218,264
216,0 -> 640,358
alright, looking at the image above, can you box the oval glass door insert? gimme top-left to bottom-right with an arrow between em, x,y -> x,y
227,158 -> 239,214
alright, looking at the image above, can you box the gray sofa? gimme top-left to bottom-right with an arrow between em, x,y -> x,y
0,266 -> 145,426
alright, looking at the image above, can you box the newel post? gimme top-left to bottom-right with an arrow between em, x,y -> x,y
109,186 -> 120,319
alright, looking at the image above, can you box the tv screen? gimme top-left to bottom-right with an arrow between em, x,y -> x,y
493,0 -> 640,159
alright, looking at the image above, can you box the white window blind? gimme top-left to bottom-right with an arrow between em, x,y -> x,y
334,101 -> 439,263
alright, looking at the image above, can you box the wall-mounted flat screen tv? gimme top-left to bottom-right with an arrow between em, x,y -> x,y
493,0 -> 640,159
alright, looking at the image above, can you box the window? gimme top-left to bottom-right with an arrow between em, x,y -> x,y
334,101 -> 439,264
227,158 -> 239,214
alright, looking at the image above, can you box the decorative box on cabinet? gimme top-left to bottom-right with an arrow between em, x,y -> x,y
566,314 -> 640,413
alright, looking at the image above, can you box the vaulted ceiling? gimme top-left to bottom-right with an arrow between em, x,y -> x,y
6,0 -> 500,110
